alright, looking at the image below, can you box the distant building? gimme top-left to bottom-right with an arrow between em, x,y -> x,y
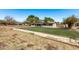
31,21 -> 57,28
74,20 -> 79,26
72,20 -> 79,29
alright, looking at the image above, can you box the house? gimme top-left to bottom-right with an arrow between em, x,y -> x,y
31,21 -> 57,28
72,20 -> 79,29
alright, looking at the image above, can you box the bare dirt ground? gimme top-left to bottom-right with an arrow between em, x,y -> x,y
0,26 -> 79,50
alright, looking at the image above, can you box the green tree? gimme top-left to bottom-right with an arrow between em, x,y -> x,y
44,17 -> 54,24
26,15 -> 40,26
63,15 -> 77,28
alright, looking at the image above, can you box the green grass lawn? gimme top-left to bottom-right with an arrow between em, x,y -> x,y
23,27 -> 79,40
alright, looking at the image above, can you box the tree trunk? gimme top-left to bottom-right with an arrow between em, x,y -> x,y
68,23 -> 73,29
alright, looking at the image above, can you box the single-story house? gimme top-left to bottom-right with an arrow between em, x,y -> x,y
31,21 -> 57,28
72,20 -> 79,29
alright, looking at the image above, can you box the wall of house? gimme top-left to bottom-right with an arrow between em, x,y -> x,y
72,23 -> 79,29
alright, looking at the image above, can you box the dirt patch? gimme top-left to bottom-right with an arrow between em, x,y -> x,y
0,27 -> 79,50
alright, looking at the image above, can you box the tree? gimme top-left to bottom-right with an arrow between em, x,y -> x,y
26,15 -> 40,26
0,20 -> 7,25
63,15 -> 77,28
44,17 -> 54,24
4,16 -> 17,25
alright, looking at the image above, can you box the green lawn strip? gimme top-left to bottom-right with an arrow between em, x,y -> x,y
23,27 -> 79,40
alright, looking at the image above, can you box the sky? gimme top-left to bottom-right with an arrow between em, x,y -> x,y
0,9 -> 79,22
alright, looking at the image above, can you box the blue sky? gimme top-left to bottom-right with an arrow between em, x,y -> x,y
0,9 -> 79,22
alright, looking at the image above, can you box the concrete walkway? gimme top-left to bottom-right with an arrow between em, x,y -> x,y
13,28 -> 79,47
